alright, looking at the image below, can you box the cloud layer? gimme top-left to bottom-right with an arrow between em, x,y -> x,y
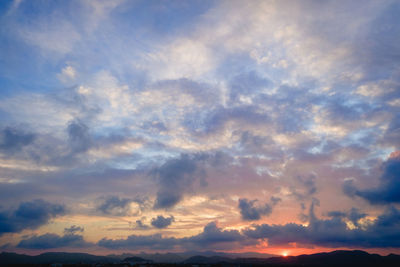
0,0 -> 399,254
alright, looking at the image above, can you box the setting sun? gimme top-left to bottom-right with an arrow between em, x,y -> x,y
282,252 -> 289,257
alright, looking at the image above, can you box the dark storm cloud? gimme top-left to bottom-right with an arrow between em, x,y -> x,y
244,203 -> 400,248
0,127 -> 35,153
343,156 -> 400,204
98,221 -> 249,250
238,198 -> 277,221
151,215 -> 174,229
17,233 -> 92,249
64,225 -> 84,235
152,154 -> 207,209
0,199 -> 65,235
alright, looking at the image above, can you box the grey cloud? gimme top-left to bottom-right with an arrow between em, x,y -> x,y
67,119 -> 91,153
199,105 -> 270,135
238,198 -> 272,221
151,215 -> 174,229
328,208 -> 366,227
343,156 -> 400,204
289,174 -> 319,203
244,202 -> 400,248
270,196 -> 282,205
152,154 -> 206,209
348,208 -> 367,227
298,174 -> 317,195
0,167 -> 148,206
98,221 -> 250,250
16,205 -> 400,250
153,78 -> 221,107
229,71 -> 270,102
360,1 -> 400,79
64,225 -> 84,235
135,219 -> 150,230
186,222 -> 248,248
383,114 -> 400,147
237,131 -> 285,157
0,127 -> 35,153
141,120 -> 168,133
239,131 -> 268,148
98,234 -> 179,250
17,233 -> 92,249
97,196 -> 147,216
0,199 -> 65,235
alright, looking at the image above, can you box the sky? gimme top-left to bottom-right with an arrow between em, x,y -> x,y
0,0 -> 400,257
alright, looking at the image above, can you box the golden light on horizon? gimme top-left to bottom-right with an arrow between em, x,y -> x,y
282,251 -> 289,257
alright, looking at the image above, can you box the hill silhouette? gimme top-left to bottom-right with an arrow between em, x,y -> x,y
1,250 -> 400,266
0,252 -> 118,265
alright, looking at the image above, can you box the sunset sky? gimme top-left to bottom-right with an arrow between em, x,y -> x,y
1,0 -> 400,256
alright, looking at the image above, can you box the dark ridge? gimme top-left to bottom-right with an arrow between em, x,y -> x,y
0,252 -> 118,265
1,250 -> 400,266
131,252 -> 185,263
183,255 -> 234,264
123,256 -> 153,263
256,250 -> 399,266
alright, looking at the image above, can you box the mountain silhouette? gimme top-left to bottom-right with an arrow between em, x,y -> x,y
0,252 -> 118,265
1,250 -> 400,266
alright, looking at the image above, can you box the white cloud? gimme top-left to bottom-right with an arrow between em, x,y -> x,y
58,65 -> 77,83
20,20 -> 80,55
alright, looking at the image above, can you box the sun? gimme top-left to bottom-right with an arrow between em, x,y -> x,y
282,251 -> 289,257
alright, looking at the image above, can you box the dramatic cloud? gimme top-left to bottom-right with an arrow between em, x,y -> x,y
0,199 -> 65,236
244,204 -> 400,248
17,233 -> 91,249
98,234 -> 179,250
327,208 -> 367,227
96,196 -> 146,216
17,225 -> 90,249
152,154 -> 206,209
343,154 -> 400,204
0,0 -> 399,254
186,222 -> 248,248
151,215 -> 174,229
98,221 -> 250,250
238,197 -> 280,221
